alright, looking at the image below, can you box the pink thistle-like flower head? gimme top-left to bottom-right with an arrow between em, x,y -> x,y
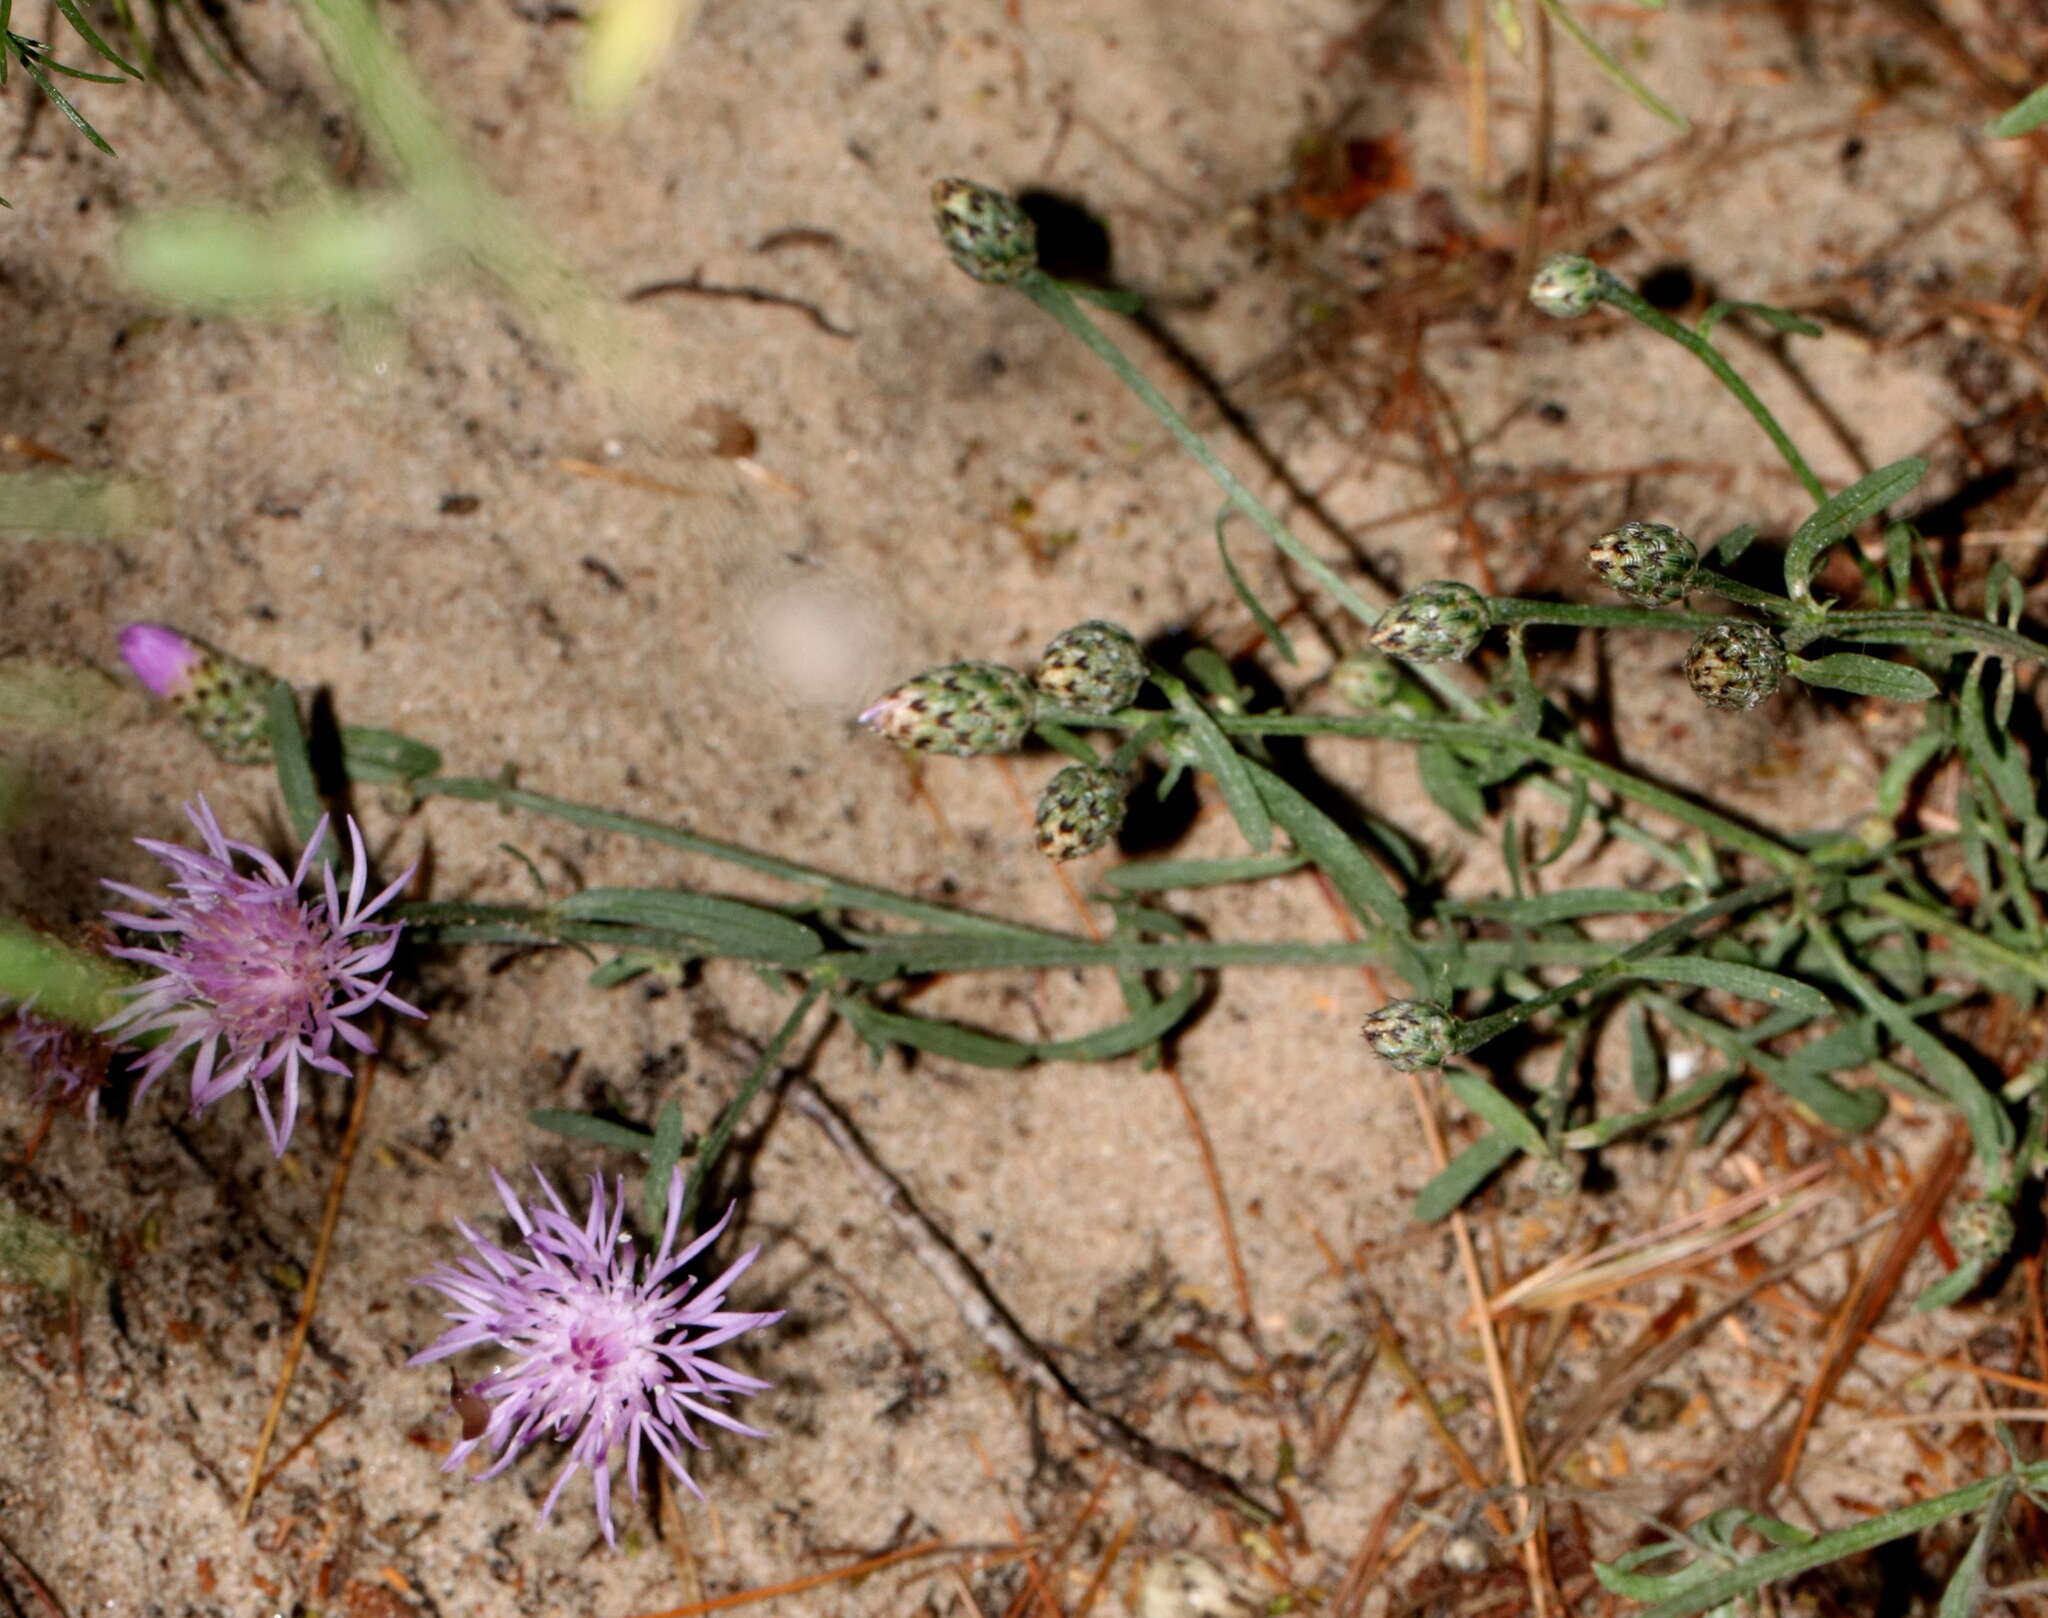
118,622 -> 207,698
410,1166 -> 782,1546
99,796 -> 421,1155
4,999 -> 112,1121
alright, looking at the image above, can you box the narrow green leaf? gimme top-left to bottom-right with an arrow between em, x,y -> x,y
1914,1255 -> 1990,1314
12,46 -> 114,153
1790,653 -> 1937,703
642,1100 -> 685,1229
1413,1131 -> 1520,1222
839,973 -> 1202,1070
555,888 -> 820,963
1565,1064 -> 1741,1150
1442,1071 -> 1548,1156
339,725 -> 443,783
47,0 -> 141,76
1696,300 -> 1822,342
1246,759 -> 1426,992
1937,1478 -> 2013,1617
1216,512 -> 1295,665
1417,742 -> 1487,833
1100,852 -> 1308,892
264,680 -> 326,851
1783,457 -> 1927,599
1709,522 -> 1757,566
1987,81 -> 2048,138
1623,955 -> 1830,1016
1626,1002 -> 1661,1104
1163,674 -> 1271,852
527,1109 -> 656,1152
1455,888 -> 1688,927
1535,0 -> 1688,129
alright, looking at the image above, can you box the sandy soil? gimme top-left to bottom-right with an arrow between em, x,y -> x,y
3,1 -> 2046,1613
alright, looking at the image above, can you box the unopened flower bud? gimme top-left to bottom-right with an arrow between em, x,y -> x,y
859,661 -> 1036,756
1368,582 -> 1490,664
118,622 -> 280,765
932,178 -> 1038,285
1034,763 -> 1128,860
1951,1199 -> 2015,1267
1684,622 -> 1786,712
1529,254 -> 1606,319
1330,646 -> 1404,712
1361,1000 -> 1458,1071
1035,620 -> 1146,711
1531,1154 -> 1581,1197
1589,521 -> 1698,607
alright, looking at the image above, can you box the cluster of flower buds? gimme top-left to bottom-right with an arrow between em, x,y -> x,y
859,621 -> 1149,758
1367,581 -> 1490,665
932,178 -> 1039,286
1528,254 -> 1610,320
1949,1198 -> 2016,1268
118,623 -> 281,765
1684,622 -> 1787,712
1588,521 -> 1698,607
1361,999 -> 1459,1071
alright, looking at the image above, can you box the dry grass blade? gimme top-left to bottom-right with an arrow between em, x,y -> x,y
1768,1126 -> 1970,1490
625,1537 -> 961,1618
1489,1164 -> 1834,1317
1536,1208 -> 1900,1473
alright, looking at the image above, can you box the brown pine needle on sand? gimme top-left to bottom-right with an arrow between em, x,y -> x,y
236,1038 -> 381,1524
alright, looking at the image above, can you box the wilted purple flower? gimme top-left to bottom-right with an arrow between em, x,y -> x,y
117,622 -> 207,698
99,797 -> 419,1155
4,1000 -> 110,1120
410,1166 -> 781,1546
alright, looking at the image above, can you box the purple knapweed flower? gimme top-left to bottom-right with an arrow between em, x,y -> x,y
4,1000 -> 110,1121
118,622 -> 206,698
99,797 -> 420,1155
410,1166 -> 782,1546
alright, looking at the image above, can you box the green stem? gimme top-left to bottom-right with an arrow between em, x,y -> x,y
1486,598 -> 1729,634
1015,274 -> 1493,727
0,918 -> 131,1029
1691,567 -> 1802,616
1453,877 -> 1794,1052
675,984 -> 822,1226
413,778 -> 1070,941
1595,278 -> 1828,505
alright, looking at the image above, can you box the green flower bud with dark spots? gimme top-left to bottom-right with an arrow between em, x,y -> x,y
859,661 -> 1035,756
1033,763 -> 1128,861
118,622 -> 279,766
1684,622 -> 1786,712
1589,520 -> 1698,607
1035,620 -> 1146,712
1529,254 -> 1607,319
1950,1199 -> 2015,1267
931,178 -> 1038,285
1361,1000 -> 1458,1071
1330,647 -> 1404,712
1367,582 -> 1490,664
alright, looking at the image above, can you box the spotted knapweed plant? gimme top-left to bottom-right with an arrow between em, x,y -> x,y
8,163 -> 2048,1597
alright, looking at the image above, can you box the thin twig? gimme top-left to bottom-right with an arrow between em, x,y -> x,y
236,1042 -> 380,1523
787,1076 -> 1279,1524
